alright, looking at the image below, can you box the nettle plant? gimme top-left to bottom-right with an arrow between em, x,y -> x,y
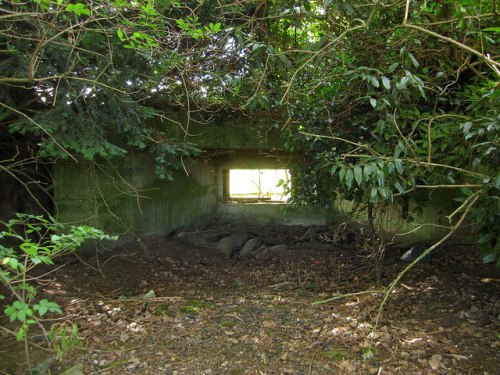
0,214 -> 115,353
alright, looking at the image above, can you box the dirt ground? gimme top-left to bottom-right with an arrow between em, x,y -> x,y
1,225 -> 499,375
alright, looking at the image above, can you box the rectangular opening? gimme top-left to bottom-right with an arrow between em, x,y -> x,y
227,169 -> 290,202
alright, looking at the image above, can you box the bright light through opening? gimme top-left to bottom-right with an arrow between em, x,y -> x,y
229,169 -> 290,202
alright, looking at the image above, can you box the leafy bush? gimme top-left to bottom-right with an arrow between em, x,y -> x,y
0,214 -> 116,361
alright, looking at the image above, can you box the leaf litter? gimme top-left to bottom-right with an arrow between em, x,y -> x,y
1,225 -> 499,374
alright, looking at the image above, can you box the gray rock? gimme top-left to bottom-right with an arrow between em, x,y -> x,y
401,245 -> 431,263
254,247 -> 270,259
217,232 -> 249,258
250,245 -> 267,257
59,363 -> 84,375
231,232 -> 249,249
218,236 -> 235,258
268,244 -> 288,252
31,357 -> 55,375
143,290 -> 156,299
239,238 -> 262,257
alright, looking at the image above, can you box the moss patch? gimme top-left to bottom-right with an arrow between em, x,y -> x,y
179,300 -> 214,315
321,350 -> 349,361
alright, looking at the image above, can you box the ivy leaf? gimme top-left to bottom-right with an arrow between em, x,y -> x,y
370,98 -> 377,108
376,170 -> 385,187
381,76 -> 391,90
394,159 -> 403,174
407,53 -> 419,68
345,169 -> 354,189
363,164 -> 372,181
378,187 -> 387,198
5,305 -> 18,322
394,181 -> 404,194
354,166 -> 363,186
20,242 -> 38,256
6,301 -> 33,323
36,256 -> 53,265
369,76 -> 380,88
339,167 -> 346,182
388,62 -> 399,73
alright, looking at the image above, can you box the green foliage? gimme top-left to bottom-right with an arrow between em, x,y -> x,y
49,322 -> 82,360
0,0 -> 202,176
1,0 -> 498,263
65,3 -> 91,17
1,214 -> 115,348
176,17 -> 222,40
274,1 -> 499,263
153,140 -> 201,181
9,95 -> 157,160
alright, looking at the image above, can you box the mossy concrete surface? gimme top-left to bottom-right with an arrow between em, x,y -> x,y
149,110 -> 284,150
54,153 -> 217,253
53,114 -> 464,251
217,203 -> 333,226
52,116 -> 310,252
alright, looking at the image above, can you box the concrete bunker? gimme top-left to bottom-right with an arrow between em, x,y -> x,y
53,111 -> 458,253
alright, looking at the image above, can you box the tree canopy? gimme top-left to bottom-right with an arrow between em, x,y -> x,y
1,0 -> 498,262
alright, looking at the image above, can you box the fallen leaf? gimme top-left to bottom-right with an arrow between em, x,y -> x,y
262,320 -> 277,329
340,360 -> 357,373
164,257 -> 176,264
429,354 -> 442,370
59,363 -> 84,375
81,330 -> 92,337
119,333 -> 129,342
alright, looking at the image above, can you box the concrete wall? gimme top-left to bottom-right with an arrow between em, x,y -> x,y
53,111 -> 463,247
213,149 -> 334,226
333,188 -> 459,243
217,203 -> 331,226
52,111 -> 321,248
54,152 -> 217,247
54,148 -> 458,246
150,110 -> 283,150
53,146 -> 333,245
380,189 -> 461,243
